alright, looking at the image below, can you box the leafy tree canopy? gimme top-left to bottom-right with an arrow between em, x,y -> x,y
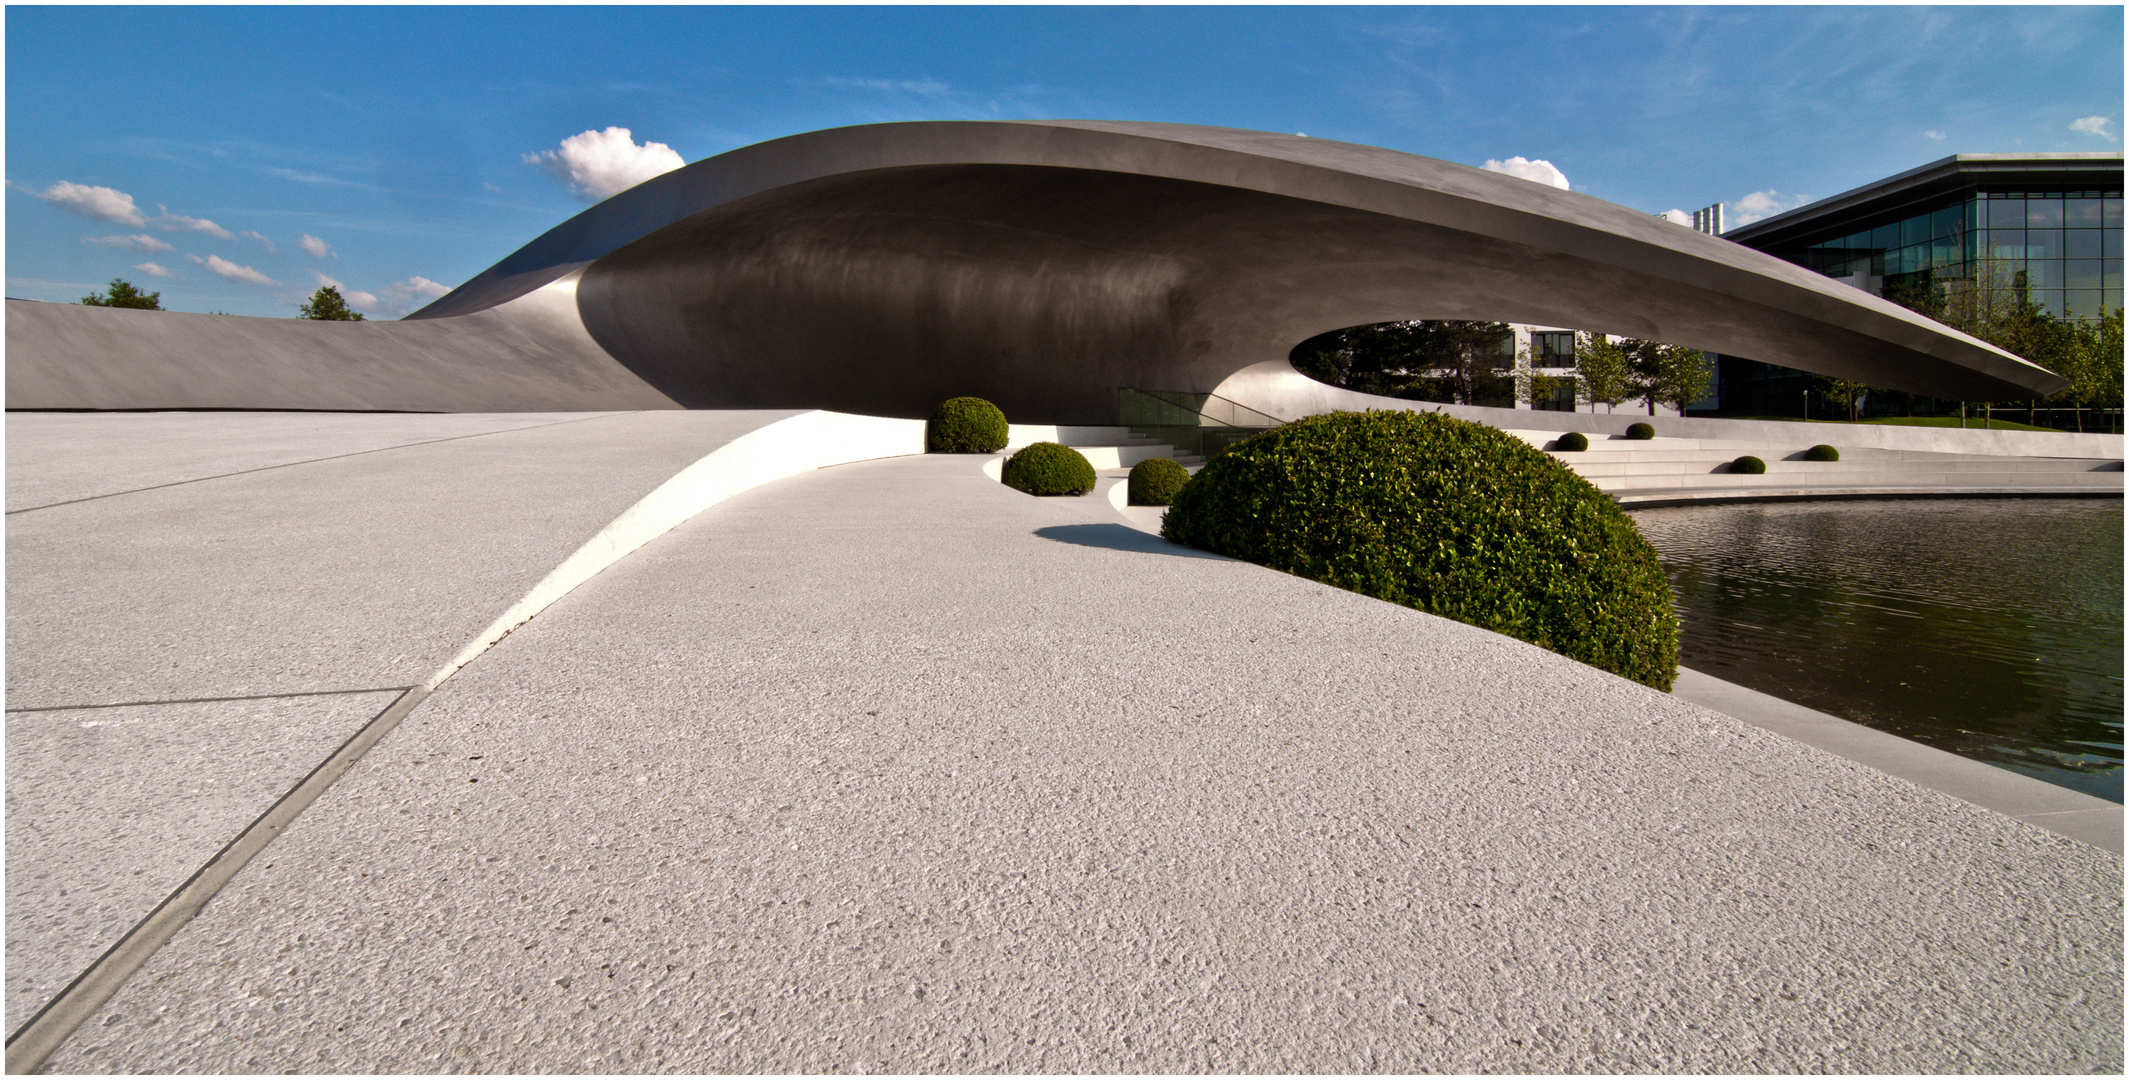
80,278 -> 161,310
1289,319 -> 1514,405
298,285 -> 365,321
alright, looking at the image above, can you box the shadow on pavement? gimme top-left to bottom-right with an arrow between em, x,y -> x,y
1033,523 -> 1234,560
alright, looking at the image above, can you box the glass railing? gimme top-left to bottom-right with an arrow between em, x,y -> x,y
1118,388 -> 1285,458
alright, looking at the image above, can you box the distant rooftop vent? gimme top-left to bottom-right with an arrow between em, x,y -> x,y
1690,203 -> 1723,236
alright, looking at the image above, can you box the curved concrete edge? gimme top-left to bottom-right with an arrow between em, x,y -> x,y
2,409 -> 926,1075
1671,667 -> 2122,854
428,411 -> 925,688
1214,361 -> 2125,460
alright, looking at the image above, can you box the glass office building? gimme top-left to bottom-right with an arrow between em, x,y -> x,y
1712,153 -> 2122,418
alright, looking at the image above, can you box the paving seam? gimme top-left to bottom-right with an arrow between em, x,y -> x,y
3,411 -> 634,516
4,686 -> 414,714
4,686 -> 431,1073
3,409 -> 924,1073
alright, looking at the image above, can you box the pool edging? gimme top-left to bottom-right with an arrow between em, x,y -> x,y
1672,667 -> 2122,854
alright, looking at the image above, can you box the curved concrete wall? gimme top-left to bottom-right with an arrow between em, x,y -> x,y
7,120 -> 2066,416
6,272 -> 676,412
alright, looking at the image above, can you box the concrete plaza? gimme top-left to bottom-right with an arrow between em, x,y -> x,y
6,411 -> 2121,1072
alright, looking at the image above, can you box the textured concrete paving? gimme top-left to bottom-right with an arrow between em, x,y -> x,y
4,411 -> 794,1033
43,454 -> 2121,1073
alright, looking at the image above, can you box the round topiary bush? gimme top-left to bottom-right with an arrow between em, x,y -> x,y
1128,457 -> 1191,506
1161,410 -> 1678,690
1002,442 -> 1096,496
1732,455 -> 1767,474
927,397 -> 1008,453
1554,431 -> 1589,452
1804,443 -> 1841,462
1626,422 -> 1656,440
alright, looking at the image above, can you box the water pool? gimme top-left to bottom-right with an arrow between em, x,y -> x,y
1627,498 -> 2124,802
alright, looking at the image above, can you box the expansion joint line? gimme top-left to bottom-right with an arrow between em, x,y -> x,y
5,412 -> 631,516
5,410 -> 925,1073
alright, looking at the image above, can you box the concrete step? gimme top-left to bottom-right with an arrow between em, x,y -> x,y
1563,459 -> 2116,480
1590,470 -> 2125,492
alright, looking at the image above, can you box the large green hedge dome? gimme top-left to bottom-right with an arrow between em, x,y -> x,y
1161,410 -> 1678,690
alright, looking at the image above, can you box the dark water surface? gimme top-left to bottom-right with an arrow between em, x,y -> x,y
1627,499 -> 2124,802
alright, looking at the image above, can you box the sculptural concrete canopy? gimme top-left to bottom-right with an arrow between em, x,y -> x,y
7,120 -> 2066,417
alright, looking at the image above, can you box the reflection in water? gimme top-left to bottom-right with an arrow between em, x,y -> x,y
1628,499 -> 2124,802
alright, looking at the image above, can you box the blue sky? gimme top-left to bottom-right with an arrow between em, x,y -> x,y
7,5 -> 2121,318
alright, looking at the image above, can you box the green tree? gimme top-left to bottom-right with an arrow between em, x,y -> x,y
80,278 -> 161,310
297,285 -> 365,321
1814,377 -> 1870,422
1573,332 -> 1635,413
1646,343 -> 1714,416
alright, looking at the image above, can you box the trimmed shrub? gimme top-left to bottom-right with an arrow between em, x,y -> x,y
1732,455 -> 1767,474
1804,443 -> 1841,462
1162,410 -> 1678,690
1128,457 -> 1191,506
1554,431 -> 1589,452
1625,422 -> 1656,440
927,397 -> 1008,453
1002,442 -> 1095,496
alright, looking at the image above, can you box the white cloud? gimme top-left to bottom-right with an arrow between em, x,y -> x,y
2070,116 -> 2114,138
298,233 -> 334,259
1926,130 -> 1948,140
240,229 -> 278,254
151,207 -> 234,238
36,181 -> 145,226
1660,209 -> 1693,226
191,253 -> 276,286
381,276 -> 452,302
82,233 -> 173,252
1481,156 -> 1570,190
132,262 -> 174,278
482,182 -> 505,194
523,127 -> 686,202
1731,189 -> 1812,227
823,76 -> 951,97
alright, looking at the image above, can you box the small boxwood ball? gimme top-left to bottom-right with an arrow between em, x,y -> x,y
1626,422 -> 1656,440
1804,443 -> 1841,462
1002,442 -> 1096,496
1162,410 -> 1678,691
1554,431 -> 1589,452
1128,457 -> 1191,505
1733,455 -> 1767,474
928,397 -> 1008,453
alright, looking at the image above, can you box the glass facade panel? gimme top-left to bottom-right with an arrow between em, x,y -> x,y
2028,260 -> 2064,289
2066,197 -> 2104,227
1871,222 -> 1900,250
2066,229 -> 2103,259
2067,259 -> 2104,290
1987,197 -> 2027,228
1901,215 -> 1929,247
2027,230 -> 2064,260
2106,264 -> 2124,290
2037,290 -> 2065,318
1932,205 -> 1962,239
2106,198 -> 2123,228
2025,196 -> 2064,228
2105,228 -> 2120,261
1986,229 -> 2025,260
2067,290 -> 2103,318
